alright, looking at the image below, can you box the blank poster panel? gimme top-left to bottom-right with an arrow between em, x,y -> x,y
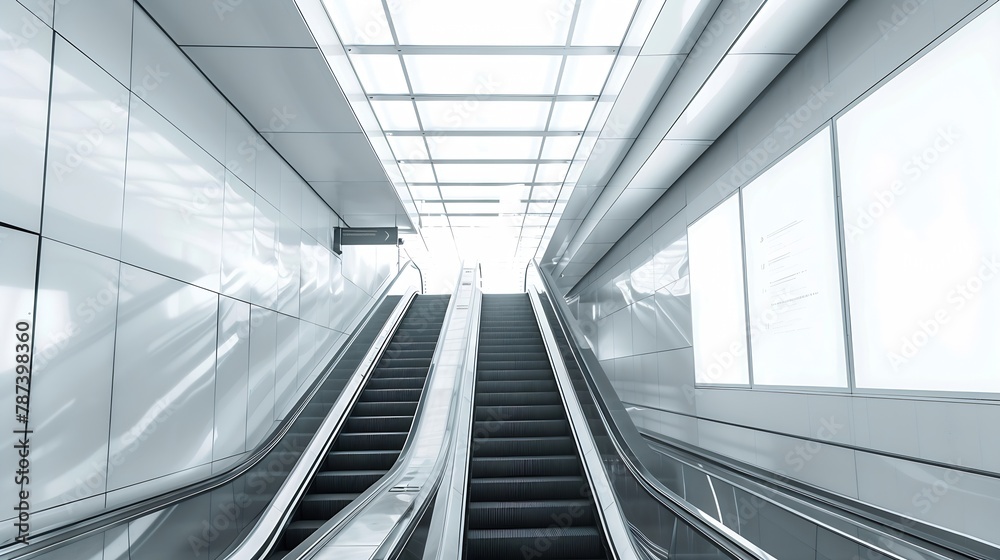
837,4 -> 1000,393
689,194 -> 750,385
742,128 -> 848,388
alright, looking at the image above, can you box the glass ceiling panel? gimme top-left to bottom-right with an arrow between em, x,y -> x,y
428,136 -> 544,160
536,163 -> 571,182
549,101 -> 596,130
370,100 -> 421,130
405,55 -> 563,95
540,136 -> 582,159
446,202 -> 502,214
438,185 -> 534,199
572,0 -> 639,46
350,54 -> 409,94
434,163 -> 536,184
417,201 -> 446,214
409,185 -> 442,200
416,100 -> 552,131
400,163 -> 436,183
323,0 -> 394,45
391,0 -> 573,46
559,55 -> 616,95
387,135 -> 430,161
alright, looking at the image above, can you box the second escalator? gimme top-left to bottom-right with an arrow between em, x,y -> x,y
464,294 -> 609,560
272,294 -> 450,557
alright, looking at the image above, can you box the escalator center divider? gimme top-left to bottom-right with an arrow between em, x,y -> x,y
463,293 -> 610,560
270,294 -> 451,559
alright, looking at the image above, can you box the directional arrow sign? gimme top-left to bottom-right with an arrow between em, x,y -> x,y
333,227 -> 398,254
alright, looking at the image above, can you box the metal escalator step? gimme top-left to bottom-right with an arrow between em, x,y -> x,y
379,349 -> 435,360
469,476 -> 588,502
371,367 -> 431,378
478,351 -> 549,361
352,401 -> 418,416
333,431 -> 409,451
467,500 -> 595,529
296,492 -> 361,518
325,450 -> 400,470
478,342 -> 547,353
477,359 -> 553,370
470,455 -> 580,477
475,380 -> 558,394
472,436 -> 576,457
474,392 -> 562,406
375,357 -> 433,368
310,470 -> 387,494
358,388 -> 423,402
474,405 -> 565,421
283,520 -> 325,550
475,369 -> 555,382
472,419 -> 569,439
366,377 -> 427,390
464,527 -> 603,559
344,415 -> 414,433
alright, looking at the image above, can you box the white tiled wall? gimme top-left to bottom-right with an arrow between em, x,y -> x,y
0,0 -> 398,541
569,0 -> 1000,544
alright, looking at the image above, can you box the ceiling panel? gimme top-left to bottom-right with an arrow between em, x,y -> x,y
140,0 -> 315,47
268,132 -> 387,182
182,46 -> 360,133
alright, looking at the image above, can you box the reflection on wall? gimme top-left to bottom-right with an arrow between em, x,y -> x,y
0,1 -> 399,542
838,3 -> 1000,393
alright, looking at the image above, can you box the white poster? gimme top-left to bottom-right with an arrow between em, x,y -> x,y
689,194 -> 750,385
741,129 -> 848,387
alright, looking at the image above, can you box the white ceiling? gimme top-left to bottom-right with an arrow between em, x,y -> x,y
137,0 -> 415,231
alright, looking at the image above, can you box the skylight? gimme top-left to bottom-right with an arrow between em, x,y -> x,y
318,0 -> 653,291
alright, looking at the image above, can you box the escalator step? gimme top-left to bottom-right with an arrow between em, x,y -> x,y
371,366 -> 432,378
476,380 -> 558,394
478,351 -> 549,362
464,527 -> 603,559
379,349 -> 435,360
467,500 -> 595,529
474,392 -> 562,406
375,357 -> 434,368
283,520 -> 325,549
474,405 -> 565,421
351,401 -> 418,417
472,436 -> 576,457
310,470 -> 387,494
471,419 -> 569,438
325,450 -> 400,470
344,415 -> 414,433
366,377 -> 427,390
296,492 -> 361,518
470,455 -> 580,477
476,369 -> 555,382
333,431 -> 409,451
477,360 -> 553,371
358,388 -> 423,402
469,476 -> 588,502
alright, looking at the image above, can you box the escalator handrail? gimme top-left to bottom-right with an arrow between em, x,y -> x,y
528,262 -> 773,560
0,260 -> 420,560
288,264 -> 477,559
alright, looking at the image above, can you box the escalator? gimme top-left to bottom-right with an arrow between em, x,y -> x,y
464,294 -> 609,560
269,294 -> 450,558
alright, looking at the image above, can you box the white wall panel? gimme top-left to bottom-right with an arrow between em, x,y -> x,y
246,307 -> 277,448
220,171 -> 255,302
251,195 -> 279,309
277,213 -> 301,316
225,106 -> 257,190
0,1 -> 51,232
130,9 -> 226,160
108,265 -> 217,490
121,96 -> 224,292
255,139 -> 281,208
32,240 -> 119,510
214,296 -> 249,460
43,37 -> 128,259
274,313 -> 299,419
279,161 -> 303,225
53,0 -> 132,85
